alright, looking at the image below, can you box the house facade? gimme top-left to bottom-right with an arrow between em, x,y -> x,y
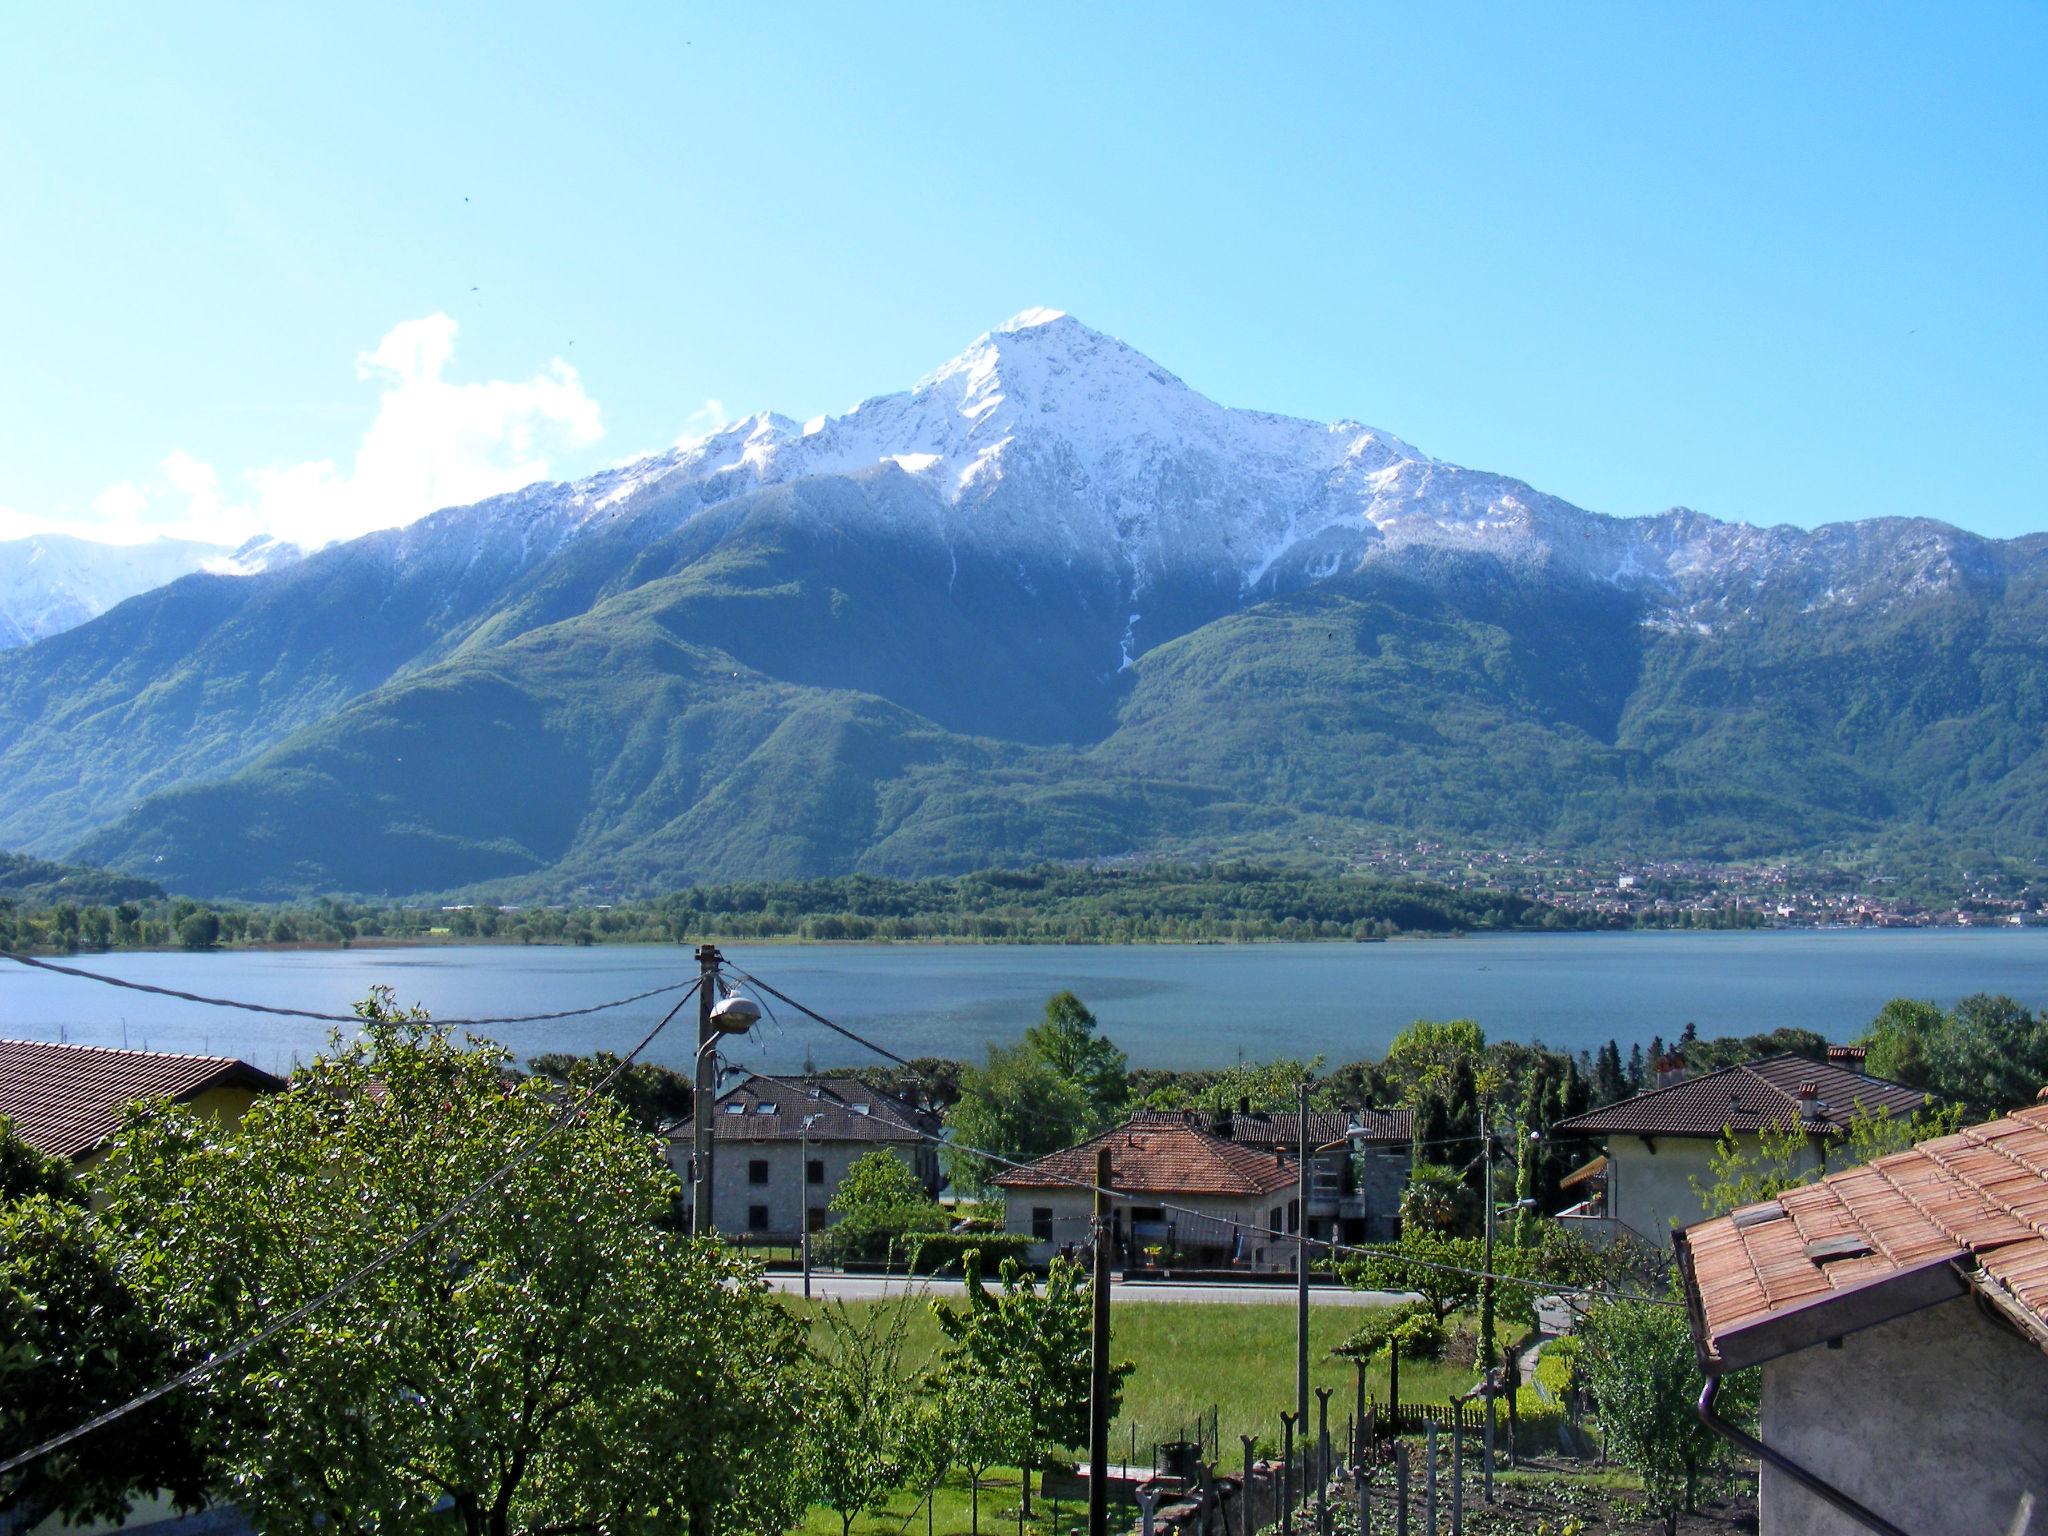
1550,1054 -> 1929,1246
1677,1102 -> 2048,1534
995,1105 -> 1411,1271
666,1074 -> 940,1239
0,1038 -> 286,1169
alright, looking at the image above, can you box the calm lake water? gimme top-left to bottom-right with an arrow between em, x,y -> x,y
7,930 -> 2048,1078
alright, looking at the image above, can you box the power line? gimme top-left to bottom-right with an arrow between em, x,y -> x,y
0,950 -> 695,1028
0,976 -> 704,1482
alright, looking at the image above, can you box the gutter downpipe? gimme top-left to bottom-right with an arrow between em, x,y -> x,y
1695,1375 -> 1911,1536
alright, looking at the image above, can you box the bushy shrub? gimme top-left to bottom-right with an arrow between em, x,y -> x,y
1507,1385 -> 1567,1456
1391,1309 -> 1447,1360
903,1231 -> 1037,1275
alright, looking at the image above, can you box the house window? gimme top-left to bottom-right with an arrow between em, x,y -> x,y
753,1102 -> 777,1115
748,1159 -> 770,1185
807,1206 -> 827,1233
723,1102 -> 747,1114
807,1158 -> 825,1185
1032,1207 -> 1054,1242
747,1204 -> 769,1231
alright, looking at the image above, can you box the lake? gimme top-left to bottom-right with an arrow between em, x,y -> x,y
6,929 -> 2048,1078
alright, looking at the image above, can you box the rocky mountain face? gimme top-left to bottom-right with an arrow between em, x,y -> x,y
6,311 -> 2044,899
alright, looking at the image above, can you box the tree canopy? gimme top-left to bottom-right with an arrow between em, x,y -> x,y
96,997 -> 810,1536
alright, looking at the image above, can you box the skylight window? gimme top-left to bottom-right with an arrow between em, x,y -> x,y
754,1103 -> 778,1115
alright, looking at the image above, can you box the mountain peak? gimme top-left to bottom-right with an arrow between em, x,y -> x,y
996,306 -> 1070,332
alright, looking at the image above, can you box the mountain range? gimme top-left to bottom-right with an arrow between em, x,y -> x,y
4,308 -> 2044,901
0,533 -> 300,650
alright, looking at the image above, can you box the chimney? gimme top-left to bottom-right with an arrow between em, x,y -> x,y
1656,1055 -> 1687,1089
1239,1095 -> 1252,1116
1796,1080 -> 1821,1119
1211,1102 -> 1235,1140
1827,1045 -> 1868,1077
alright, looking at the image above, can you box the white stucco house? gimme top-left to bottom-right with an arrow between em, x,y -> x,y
665,1074 -> 940,1238
994,1105 -> 1410,1271
1549,1054 -> 1929,1247
1677,1101 -> 2048,1534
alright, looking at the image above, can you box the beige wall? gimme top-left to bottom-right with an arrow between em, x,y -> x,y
1758,1294 -> 2048,1535
1608,1134 -> 1823,1242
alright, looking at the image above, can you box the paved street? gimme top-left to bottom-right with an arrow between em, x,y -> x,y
765,1273 -> 1415,1306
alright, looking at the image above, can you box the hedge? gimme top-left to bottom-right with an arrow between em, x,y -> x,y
904,1232 -> 1038,1274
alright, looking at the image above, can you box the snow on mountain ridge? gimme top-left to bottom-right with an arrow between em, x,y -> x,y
376,310 -> 2011,618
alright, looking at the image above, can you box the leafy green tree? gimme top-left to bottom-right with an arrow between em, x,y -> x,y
175,909 -> 220,950
0,1124 -> 210,1529
1579,1299 -> 1757,1534
810,1298 -> 913,1536
819,1149 -> 948,1265
1926,993 -> 2048,1118
1398,1161 -> 1478,1238
98,1001 -> 809,1536
527,1050 -> 696,1132
932,1254 -> 1130,1517
927,1347 -> 1025,1536
1136,1054 -> 1330,1113
944,1045 -> 1092,1198
1689,1116 -> 1812,1218
1337,1229 -> 1483,1322
1858,998 -> 1945,1089
1022,991 -> 1129,1129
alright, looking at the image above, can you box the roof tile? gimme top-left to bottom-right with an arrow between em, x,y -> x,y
0,1038 -> 285,1160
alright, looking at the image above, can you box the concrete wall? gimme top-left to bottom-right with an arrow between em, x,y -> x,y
1758,1294 -> 2048,1535
669,1138 -> 934,1237
1608,1134 -> 1822,1241
1002,1189 -> 1295,1269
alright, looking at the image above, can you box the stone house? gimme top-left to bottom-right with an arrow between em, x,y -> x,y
666,1074 -> 940,1239
0,1037 -> 286,1170
1677,1101 -> 2048,1534
1550,1054 -> 1928,1246
995,1106 -> 1411,1271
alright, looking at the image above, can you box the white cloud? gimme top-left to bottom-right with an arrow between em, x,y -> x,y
676,397 -> 731,445
11,316 -> 605,550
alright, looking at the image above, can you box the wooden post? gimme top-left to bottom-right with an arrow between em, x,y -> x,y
1394,1444 -> 1409,1536
1283,1411 -> 1300,1536
1316,1387 -> 1334,1536
1424,1421 -> 1437,1536
1353,1357 -> 1367,1464
1388,1339 -> 1400,1422
1357,1455 -> 1370,1536
1088,1147 -> 1114,1536
1450,1423 -> 1462,1536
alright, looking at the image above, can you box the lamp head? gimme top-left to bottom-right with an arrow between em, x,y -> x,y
710,995 -> 762,1035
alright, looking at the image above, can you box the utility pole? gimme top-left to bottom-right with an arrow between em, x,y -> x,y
1479,1104 -> 1497,1498
801,1113 -> 817,1299
1296,1079 -> 1311,1433
691,943 -> 722,1236
1088,1145 -> 1114,1536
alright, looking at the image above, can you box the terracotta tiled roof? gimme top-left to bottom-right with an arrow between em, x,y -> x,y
1552,1054 -> 1928,1140
995,1118 -> 1302,1197
1676,1103 -> 2048,1372
0,1038 -> 286,1160
667,1074 -> 935,1145
1128,1107 -> 1413,1147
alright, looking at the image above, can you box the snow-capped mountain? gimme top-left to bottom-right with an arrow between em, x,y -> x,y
0,534 -> 302,649
479,308 -> 2012,631
9,307 -> 2044,900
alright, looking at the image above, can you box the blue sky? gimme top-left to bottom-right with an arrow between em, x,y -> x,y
1,3 -> 2042,546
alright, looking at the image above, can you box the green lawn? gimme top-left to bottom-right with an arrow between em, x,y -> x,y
786,1295 -> 1492,1536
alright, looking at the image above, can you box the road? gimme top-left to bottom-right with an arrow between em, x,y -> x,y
765,1273 -> 1415,1306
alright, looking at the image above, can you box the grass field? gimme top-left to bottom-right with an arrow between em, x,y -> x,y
786,1297 -> 1494,1536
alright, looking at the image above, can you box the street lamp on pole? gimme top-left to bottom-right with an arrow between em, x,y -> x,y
689,989 -> 761,1236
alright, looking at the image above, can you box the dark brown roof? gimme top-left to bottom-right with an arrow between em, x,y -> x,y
0,1038 -> 286,1160
1552,1054 -> 1928,1141
995,1117 -> 1302,1198
1677,1104 -> 2048,1372
667,1074 -> 936,1145
1129,1107 -> 1413,1147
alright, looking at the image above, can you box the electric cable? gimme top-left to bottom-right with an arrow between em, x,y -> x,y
0,950 -> 695,1028
0,976 -> 704,1481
